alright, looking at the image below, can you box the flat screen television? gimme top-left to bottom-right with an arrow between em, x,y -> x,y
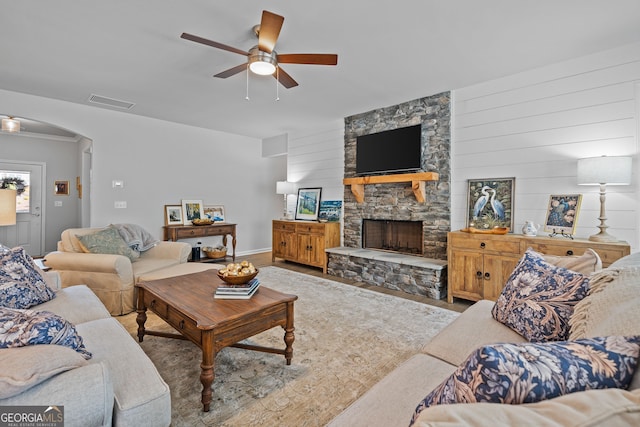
355,124 -> 422,175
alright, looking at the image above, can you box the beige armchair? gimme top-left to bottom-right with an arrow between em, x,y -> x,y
44,227 -> 191,315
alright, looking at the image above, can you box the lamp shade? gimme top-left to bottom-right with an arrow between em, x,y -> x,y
577,156 -> 632,185
0,189 -> 17,226
276,181 -> 297,195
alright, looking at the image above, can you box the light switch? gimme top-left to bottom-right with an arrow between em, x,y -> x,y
54,201 -> 62,207
114,201 -> 127,209
112,180 -> 124,189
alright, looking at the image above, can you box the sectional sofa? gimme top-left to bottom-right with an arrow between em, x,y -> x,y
0,268 -> 171,426
329,250 -> 640,426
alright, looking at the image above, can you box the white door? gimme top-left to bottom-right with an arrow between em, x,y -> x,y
0,161 -> 45,256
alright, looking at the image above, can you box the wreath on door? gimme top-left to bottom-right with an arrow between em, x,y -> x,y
0,177 -> 26,196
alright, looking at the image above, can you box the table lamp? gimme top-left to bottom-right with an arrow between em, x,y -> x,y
577,156 -> 632,242
276,181 -> 297,220
0,189 -> 17,225
0,189 -> 17,250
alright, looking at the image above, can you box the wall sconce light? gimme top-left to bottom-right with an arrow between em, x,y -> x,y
276,181 -> 297,219
577,155 -> 632,242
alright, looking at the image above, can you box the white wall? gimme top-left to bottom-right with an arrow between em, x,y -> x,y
451,41 -> 640,251
287,120 -> 344,220
0,89 -> 286,255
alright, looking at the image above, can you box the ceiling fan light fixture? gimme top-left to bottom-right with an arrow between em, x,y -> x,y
2,117 -> 20,133
248,47 -> 277,75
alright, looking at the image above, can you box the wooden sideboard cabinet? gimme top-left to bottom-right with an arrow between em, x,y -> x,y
163,223 -> 236,261
272,220 -> 340,273
447,231 -> 631,303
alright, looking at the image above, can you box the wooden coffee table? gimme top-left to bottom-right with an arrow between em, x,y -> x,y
136,270 -> 297,412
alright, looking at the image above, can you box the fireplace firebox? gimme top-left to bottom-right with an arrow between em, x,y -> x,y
362,219 -> 423,255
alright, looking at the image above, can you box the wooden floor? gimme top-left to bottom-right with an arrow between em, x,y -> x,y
238,251 -> 472,314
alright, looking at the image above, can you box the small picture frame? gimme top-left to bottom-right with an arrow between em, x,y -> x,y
181,199 -> 204,225
318,200 -> 342,222
466,178 -> 515,231
544,194 -> 582,236
164,204 -> 183,226
204,205 -> 225,222
54,180 -> 69,195
295,188 -> 322,221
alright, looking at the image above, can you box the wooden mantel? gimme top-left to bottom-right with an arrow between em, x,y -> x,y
343,172 -> 439,203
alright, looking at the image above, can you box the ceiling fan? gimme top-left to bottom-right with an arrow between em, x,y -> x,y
181,10 -> 338,89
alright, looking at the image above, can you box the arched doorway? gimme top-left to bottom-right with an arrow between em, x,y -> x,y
0,115 -> 92,255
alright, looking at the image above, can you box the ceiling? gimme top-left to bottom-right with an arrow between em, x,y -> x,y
2,1 -> 640,140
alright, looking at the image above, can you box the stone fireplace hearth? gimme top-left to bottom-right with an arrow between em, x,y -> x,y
327,91 -> 451,300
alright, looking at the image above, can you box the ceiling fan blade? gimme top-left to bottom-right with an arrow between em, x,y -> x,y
257,10 -> 284,53
181,32 -> 249,56
277,53 -> 338,66
214,63 -> 248,78
275,67 -> 298,89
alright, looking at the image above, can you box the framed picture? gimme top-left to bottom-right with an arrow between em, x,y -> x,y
181,199 -> 204,225
295,188 -> 322,221
204,205 -> 225,222
318,200 -> 342,222
544,194 -> 582,236
54,180 -> 69,195
466,178 -> 515,231
164,204 -> 183,226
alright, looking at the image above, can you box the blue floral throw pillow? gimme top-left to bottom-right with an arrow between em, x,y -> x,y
491,249 -> 589,342
410,336 -> 640,425
0,306 -> 92,359
0,247 -> 56,309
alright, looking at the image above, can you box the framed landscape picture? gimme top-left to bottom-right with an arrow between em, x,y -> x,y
204,205 -> 225,222
181,199 -> 203,225
318,200 -> 342,222
544,194 -> 582,236
466,178 -> 515,231
295,188 -> 322,221
164,205 -> 183,226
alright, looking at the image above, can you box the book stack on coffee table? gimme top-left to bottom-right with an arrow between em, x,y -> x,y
214,278 -> 260,299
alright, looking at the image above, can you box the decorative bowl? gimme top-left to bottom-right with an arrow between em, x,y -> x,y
192,218 -> 214,226
203,248 -> 227,259
217,269 -> 258,286
461,226 -> 510,235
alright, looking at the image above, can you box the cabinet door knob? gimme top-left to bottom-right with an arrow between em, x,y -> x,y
566,250 -> 574,256
476,271 -> 482,278
484,272 -> 491,280
480,242 -> 486,248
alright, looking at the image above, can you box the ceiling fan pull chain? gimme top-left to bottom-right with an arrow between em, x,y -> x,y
246,64 -> 250,101
276,67 -> 280,101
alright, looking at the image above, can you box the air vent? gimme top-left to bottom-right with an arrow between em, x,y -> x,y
88,94 -> 135,110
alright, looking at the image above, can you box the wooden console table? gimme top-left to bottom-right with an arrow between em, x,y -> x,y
163,223 -> 236,261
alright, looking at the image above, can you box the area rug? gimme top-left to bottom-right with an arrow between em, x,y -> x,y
117,266 -> 459,426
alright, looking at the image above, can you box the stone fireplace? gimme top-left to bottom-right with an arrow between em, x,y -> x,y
327,91 -> 451,300
362,219 -> 423,255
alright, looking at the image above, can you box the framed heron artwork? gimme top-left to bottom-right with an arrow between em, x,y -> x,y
544,194 -> 582,237
466,178 -> 515,231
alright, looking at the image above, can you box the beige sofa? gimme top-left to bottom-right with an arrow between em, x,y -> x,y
328,252 -> 640,426
44,227 -> 191,315
0,272 -> 171,427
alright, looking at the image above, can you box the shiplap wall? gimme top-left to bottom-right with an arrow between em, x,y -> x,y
452,41 -> 640,251
286,119 -> 345,218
